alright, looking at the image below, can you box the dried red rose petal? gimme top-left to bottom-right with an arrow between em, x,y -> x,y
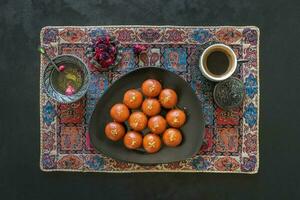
101,52 -> 110,60
105,35 -> 110,44
133,44 -> 147,54
95,38 -> 104,46
106,58 -> 114,65
90,35 -> 118,69
100,61 -> 109,68
95,48 -> 104,57
108,45 -> 116,54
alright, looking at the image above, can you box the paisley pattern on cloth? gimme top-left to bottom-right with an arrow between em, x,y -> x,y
40,26 -> 260,173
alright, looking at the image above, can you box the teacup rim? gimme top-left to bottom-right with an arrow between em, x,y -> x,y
199,43 -> 237,82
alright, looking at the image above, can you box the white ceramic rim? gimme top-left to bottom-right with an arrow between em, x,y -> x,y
199,43 -> 237,82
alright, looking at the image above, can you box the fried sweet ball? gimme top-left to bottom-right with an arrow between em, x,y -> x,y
148,115 -> 167,134
143,133 -> 162,153
141,79 -> 162,97
162,128 -> 182,147
110,103 -> 130,122
141,98 -> 161,116
166,109 -> 186,128
159,88 -> 178,109
123,89 -> 143,109
105,122 -> 126,141
123,131 -> 143,149
128,111 -> 148,131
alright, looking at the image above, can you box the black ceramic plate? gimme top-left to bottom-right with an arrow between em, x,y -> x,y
89,67 -> 205,164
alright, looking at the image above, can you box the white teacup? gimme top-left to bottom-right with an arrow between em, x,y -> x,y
200,44 -> 237,82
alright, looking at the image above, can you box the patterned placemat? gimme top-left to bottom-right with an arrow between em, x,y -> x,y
40,26 -> 259,173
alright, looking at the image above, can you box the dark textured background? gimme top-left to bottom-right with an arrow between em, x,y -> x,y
0,0 -> 299,199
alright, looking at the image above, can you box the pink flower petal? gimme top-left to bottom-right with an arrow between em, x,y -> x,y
58,65 -> 65,71
65,85 -> 75,96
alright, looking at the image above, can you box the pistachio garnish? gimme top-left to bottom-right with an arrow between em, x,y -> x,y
149,85 -> 155,92
147,104 -> 153,110
170,133 -> 175,142
129,95 -> 136,102
111,129 -> 118,136
148,141 -> 156,148
173,117 -> 179,124
162,96 -> 170,103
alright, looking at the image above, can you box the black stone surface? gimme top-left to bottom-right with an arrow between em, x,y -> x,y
0,0 -> 299,199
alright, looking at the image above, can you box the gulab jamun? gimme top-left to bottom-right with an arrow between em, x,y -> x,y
162,128 -> 182,147
166,109 -> 186,128
123,131 -> 143,149
110,103 -> 130,122
123,89 -> 143,109
148,115 -> 167,134
141,79 -> 162,97
105,122 -> 126,141
159,88 -> 178,109
128,111 -> 148,131
141,98 -> 161,116
143,133 -> 162,153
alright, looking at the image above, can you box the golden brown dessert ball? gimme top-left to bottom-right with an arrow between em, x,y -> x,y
148,115 -> 167,135
159,88 -> 178,109
105,122 -> 126,141
141,98 -> 161,116
143,133 -> 162,153
162,128 -> 182,147
123,131 -> 143,149
123,89 -> 143,109
128,111 -> 148,131
166,109 -> 186,128
141,79 -> 162,97
110,103 -> 130,122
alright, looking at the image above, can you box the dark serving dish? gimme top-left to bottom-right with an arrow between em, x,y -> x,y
89,67 -> 205,164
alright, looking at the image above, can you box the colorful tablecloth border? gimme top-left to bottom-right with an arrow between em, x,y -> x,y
40,26 -> 260,173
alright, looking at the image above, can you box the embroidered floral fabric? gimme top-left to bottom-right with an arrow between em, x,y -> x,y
40,26 -> 259,173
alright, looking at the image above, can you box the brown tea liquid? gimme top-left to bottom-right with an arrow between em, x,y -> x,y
206,51 -> 229,76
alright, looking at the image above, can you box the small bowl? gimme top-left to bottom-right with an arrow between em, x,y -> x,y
43,55 -> 90,104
